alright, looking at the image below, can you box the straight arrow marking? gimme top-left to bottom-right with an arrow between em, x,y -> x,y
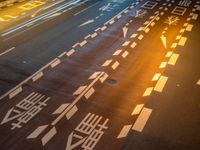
123,26 -> 128,38
160,35 -> 167,48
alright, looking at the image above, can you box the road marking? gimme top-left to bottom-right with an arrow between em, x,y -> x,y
143,87 -> 153,96
72,43 -> 79,48
91,32 -> 98,38
84,34 -> 91,39
52,103 -> 69,115
85,87 -> 95,99
122,51 -> 129,58
66,49 -> 75,56
154,76 -> 168,92
176,35 -> 182,40
122,41 -> 130,46
117,125 -> 132,138
0,47 -> 15,56
191,14 -> 198,20
101,26 -> 107,31
160,35 -> 167,48
50,58 -> 61,68
27,125 -> 48,139
109,20 -> 115,25
131,104 -> 144,115
80,40 -> 87,47
89,72 -> 101,80
79,19 -> 94,27
168,53 -> 179,65
32,71 -> 43,82
178,37 -> 187,46
138,34 -> 144,40
131,33 -> 138,38
113,49 -> 122,56
132,108 -> 152,132
41,127 -> 57,146
159,62 -> 167,68
9,87 -> 22,99
66,105 -> 78,120
165,51 -> 173,58
144,28 -> 150,33
150,22 -> 155,26
141,1 -> 158,9
171,43 -> 177,48
186,24 -> 193,31
58,52 -> 66,58
152,73 -> 161,81
131,42 -> 137,48
123,26 -> 128,38
73,86 -> 87,95
112,61 -> 119,70
102,60 -> 112,67
74,2 -> 100,16
171,6 -> 187,16
137,27 -> 143,31
180,28 -> 185,33
100,73 -> 109,83
197,80 -> 200,86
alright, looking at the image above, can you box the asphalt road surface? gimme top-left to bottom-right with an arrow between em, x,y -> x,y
0,0 -> 200,150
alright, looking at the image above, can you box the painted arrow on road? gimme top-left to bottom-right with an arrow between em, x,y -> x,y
160,35 -> 167,48
79,19 -> 94,27
122,26 -> 128,38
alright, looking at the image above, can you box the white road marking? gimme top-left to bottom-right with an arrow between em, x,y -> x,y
137,27 -> 144,31
50,58 -> 61,68
186,24 -> 193,31
85,87 -> 95,99
66,105 -> 78,120
113,49 -> 122,56
0,47 -> 15,56
131,104 -> 144,115
144,28 -> 150,33
58,52 -> 66,58
9,86 -> 22,99
138,34 -> 144,40
131,42 -> 137,48
73,86 -> 87,95
101,26 -> 107,31
159,62 -> 167,68
122,41 -> 130,46
112,61 -> 119,70
100,73 -> 108,83
122,26 -> 128,38
132,108 -> 152,132
178,37 -> 187,46
109,20 -> 115,25
102,60 -> 112,67
165,51 -> 173,58
66,49 -> 75,56
171,6 -> 187,16
89,72 -> 101,80
168,53 -> 179,65
180,28 -> 185,33
143,87 -> 153,96
154,76 -> 168,92
117,125 -> 132,138
74,2 -> 100,16
197,80 -> 200,85
32,71 -> 44,82
72,43 -> 79,48
176,35 -> 182,40
171,43 -> 177,48
41,127 -> 57,146
122,51 -> 129,58
91,32 -> 98,38
191,14 -> 198,20
152,73 -> 161,81
79,19 -> 94,27
52,103 -> 69,115
130,33 -> 137,38
80,40 -> 87,47
27,125 -> 48,139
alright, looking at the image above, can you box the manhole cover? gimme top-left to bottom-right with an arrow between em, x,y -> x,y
106,79 -> 117,85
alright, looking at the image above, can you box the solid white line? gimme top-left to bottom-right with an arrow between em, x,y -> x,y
154,76 -> 168,92
27,125 -> 49,139
41,127 -> 57,146
131,104 -> 144,115
117,125 -> 132,138
0,47 -> 15,56
132,108 -> 152,132
66,105 -> 78,120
